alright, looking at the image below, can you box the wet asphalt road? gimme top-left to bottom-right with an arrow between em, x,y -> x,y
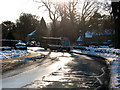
21,52 -> 110,90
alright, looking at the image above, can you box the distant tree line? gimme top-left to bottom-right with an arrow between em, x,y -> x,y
1,13 -> 48,42
34,0 -> 115,43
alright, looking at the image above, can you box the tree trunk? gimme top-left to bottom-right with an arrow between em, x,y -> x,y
51,21 -> 56,37
112,2 -> 120,49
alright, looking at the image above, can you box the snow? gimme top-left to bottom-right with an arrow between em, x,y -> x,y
99,45 -> 109,48
2,62 -> 53,88
2,52 -> 72,88
16,42 -> 26,46
0,50 -> 30,60
27,30 -> 36,36
1,46 -> 120,88
27,47 -> 45,51
16,46 -> 27,48
116,16 -> 118,20
77,36 -> 82,41
0,47 -> 12,50
72,46 -> 120,89
85,32 -> 94,38
1,39 -> 19,42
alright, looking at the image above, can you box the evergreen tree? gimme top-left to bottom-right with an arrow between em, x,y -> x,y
6,30 -> 15,40
34,17 -> 48,41
40,17 -> 47,36
16,13 -> 39,41
2,21 -> 15,39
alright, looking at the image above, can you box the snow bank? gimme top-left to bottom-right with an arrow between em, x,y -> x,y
0,50 -> 30,60
27,47 -> 45,51
72,47 -> 120,89
16,42 -> 26,46
0,47 -> 12,50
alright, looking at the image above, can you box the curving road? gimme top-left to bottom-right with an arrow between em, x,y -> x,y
2,49 -> 110,90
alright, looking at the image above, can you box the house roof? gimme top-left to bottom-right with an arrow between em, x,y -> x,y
28,30 -> 36,36
77,36 -> 82,41
85,32 -> 94,38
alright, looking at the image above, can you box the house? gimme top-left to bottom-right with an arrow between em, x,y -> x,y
77,30 -> 114,46
25,30 -> 37,42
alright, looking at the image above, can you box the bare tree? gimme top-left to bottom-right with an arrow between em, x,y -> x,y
79,0 -> 100,44
34,0 -> 79,37
103,0 -> 112,14
68,0 -> 80,42
34,0 -> 61,36
56,0 -> 80,42
81,0 -> 98,21
34,0 -> 101,43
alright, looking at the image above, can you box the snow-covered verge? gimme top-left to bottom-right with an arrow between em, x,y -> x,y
0,47 -> 45,60
0,50 -> 30,60
72,47 -> 120,89
0,47 -> 13,50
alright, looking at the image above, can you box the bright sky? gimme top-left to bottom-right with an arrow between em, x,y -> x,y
0,0 -> 50,23
0,0 -> 107,24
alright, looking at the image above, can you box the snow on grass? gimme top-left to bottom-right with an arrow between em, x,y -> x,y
0,47 -> 12,49
27,47 -> 45,51
0,50 -> 30,60
72,46 -> 120,89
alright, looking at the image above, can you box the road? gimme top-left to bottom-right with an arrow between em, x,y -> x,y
2,48 -> 110,89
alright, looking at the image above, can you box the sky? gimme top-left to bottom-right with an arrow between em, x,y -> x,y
0,0 -> 108,24
0,0 -> 50,23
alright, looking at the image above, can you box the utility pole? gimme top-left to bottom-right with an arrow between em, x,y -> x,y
111,0 -> 120,49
